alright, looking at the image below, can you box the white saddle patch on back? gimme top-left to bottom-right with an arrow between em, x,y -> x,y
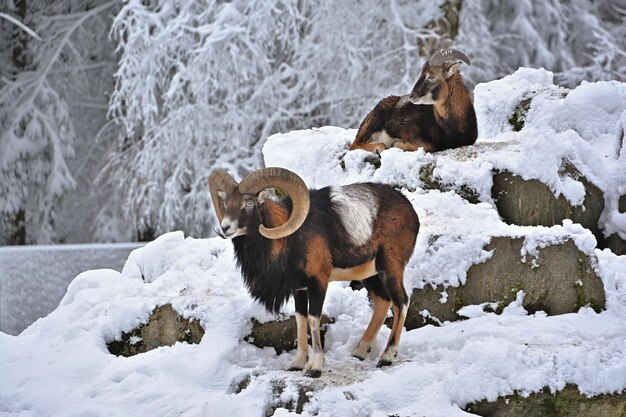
330,185 -> 379,247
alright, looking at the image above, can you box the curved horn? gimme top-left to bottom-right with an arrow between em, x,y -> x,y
208,169 -> 238,224
428,48 -> 471,67
239,167 -> 310,240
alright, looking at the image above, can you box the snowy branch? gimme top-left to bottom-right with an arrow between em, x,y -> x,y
0,12 -> 42,41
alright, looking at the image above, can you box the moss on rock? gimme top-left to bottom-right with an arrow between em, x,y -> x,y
465,384 -> 626,417
508,97 -> 533,132
419,162 -> 481,204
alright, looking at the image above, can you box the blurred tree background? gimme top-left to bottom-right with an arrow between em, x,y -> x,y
1,0 -> 624,245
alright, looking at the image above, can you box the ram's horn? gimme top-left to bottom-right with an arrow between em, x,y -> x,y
208,169 -> 238,224
239,167 -> 310,239
428,48 -> 471,67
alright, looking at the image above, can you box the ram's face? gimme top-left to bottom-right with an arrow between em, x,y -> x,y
217,191 -> 257,238
209,167 -> 310,241
409,61 -> 461,105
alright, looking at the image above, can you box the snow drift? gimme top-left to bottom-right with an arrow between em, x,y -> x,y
1,69 -> 626,417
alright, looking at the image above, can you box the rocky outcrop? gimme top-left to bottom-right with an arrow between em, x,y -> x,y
465,385 -> 626,417
107,304 -> 204,357
263,379 -> 312,416
492,165 -> 605,239
245,315 -> 333,354
421,158 -> 616,255
405,236 -> 604,329
419,162 -> 481,203
103,231 -> 606,357
604,194 -> 626,256
605,233 -> 626,256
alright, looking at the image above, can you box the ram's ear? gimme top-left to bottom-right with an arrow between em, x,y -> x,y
443,61 -> 462,79
257,188 -> 275,204
217,191 -> 228,208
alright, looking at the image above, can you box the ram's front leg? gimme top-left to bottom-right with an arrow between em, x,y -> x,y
289,288 -> 309,371
304,279 -> 327,378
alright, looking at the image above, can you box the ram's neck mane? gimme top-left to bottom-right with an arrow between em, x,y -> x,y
232,200 -> 294,314
434,73 -> 474,136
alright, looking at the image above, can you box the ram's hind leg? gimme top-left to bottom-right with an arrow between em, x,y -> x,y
377,266 -> 409,367
352,275 -> 391,360
289,288 -> 309,371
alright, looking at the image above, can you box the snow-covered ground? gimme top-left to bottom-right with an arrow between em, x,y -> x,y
0,243 -> 142,335
1,69 -> 625,416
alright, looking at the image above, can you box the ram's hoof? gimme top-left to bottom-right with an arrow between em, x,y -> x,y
376,359 -> 392,368
351,344 -> 371,361
288,366 -> 304,372
305,369 -> 322,378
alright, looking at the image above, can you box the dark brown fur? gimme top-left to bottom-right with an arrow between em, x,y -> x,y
223,183 -> 419,376
263,200 -> 289,260
350,62 -> 477,153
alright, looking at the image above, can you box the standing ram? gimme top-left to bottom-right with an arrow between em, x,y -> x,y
209,167 -> 419,377
350,48 -> 478,153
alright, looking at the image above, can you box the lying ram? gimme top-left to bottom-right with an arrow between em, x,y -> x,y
209,167 -> 419,377
350,48 -> 478,153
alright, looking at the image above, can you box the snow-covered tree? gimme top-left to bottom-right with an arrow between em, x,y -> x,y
105,0 -> 447,239
105,0 -> 625,240
459,0 -> 626,86
2,0 -> 624,243
0,0 -> 119,244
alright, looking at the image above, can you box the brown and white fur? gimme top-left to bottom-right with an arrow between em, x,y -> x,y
350,48 -> 477,154
209,168 -> 419,377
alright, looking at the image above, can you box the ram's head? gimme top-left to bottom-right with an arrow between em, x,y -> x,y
409,48 -> 471,105
208,168 -> 310,240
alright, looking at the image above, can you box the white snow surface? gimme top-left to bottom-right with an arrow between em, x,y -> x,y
2,68 -> 626,416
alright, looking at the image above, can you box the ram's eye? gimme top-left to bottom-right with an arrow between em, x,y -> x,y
427,74 -> 437,82
245,201 -> 254,208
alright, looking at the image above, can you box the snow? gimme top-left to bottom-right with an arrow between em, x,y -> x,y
472,67 -> 559,138
2,69 -> 626,416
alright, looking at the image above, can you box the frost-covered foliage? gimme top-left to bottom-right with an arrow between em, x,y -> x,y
105,0 -> 447,239
107,0 -> 626,240
0,0 -> 119,244
459,0 -> 626,86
